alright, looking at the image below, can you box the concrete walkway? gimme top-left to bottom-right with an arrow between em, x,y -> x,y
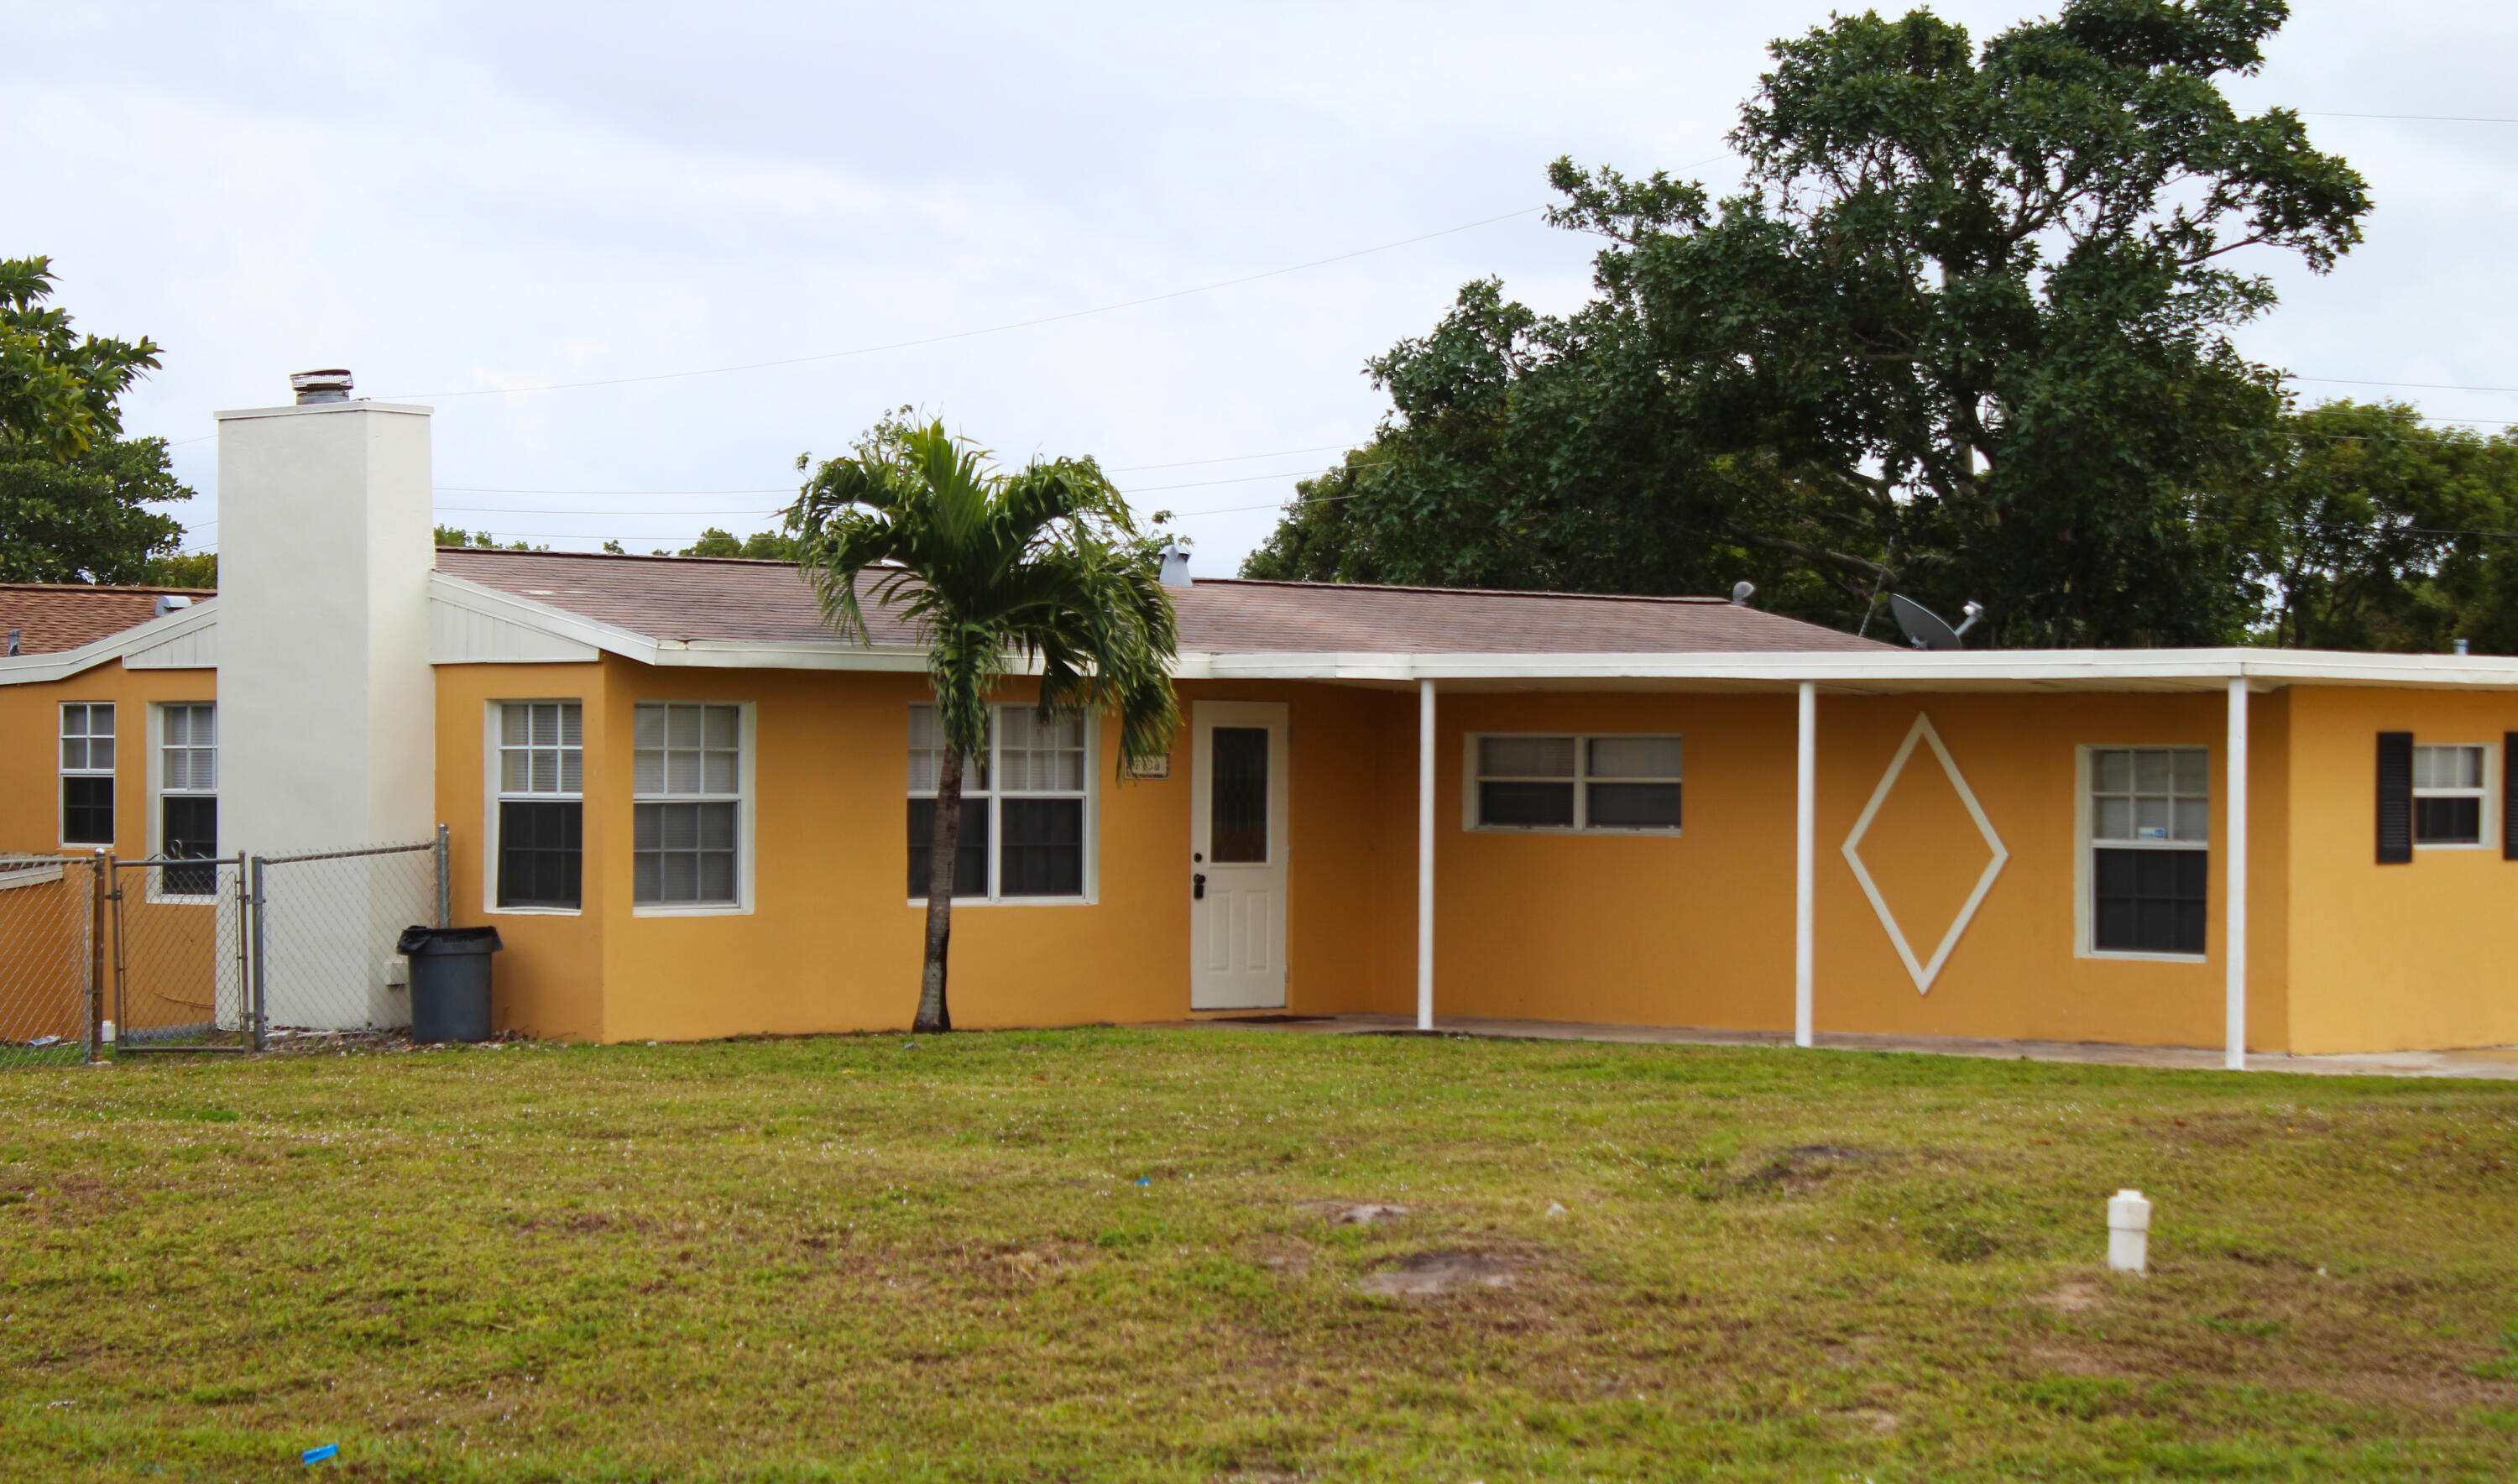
1169,1012 -> 2518,1081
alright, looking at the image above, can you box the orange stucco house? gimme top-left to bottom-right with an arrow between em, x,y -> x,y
5,382 -> 2517,1061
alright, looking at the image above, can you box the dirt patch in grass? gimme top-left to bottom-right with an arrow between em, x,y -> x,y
1360,1250 -> 1523,1297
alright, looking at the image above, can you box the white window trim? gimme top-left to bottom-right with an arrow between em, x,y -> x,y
906,704 -> 1100,907
2074,744 -> 2210,964
147,701 -> 220,904
58,700 -> 116,851
483,699 -> 587,917
632,700 -> 756,918
1460,732 -> 1685,835
2412,741 -> 2496,851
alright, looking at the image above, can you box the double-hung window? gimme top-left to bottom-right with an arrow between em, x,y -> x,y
907,704 -> 1089,901
158,703 -> 217,896
2412,744 -> 2488,846
1470,734 -> 1684,831
634,703 -> 744,907
497,701 -> 583,909
60,703 -> 115,846
2087,747 -> 2208,956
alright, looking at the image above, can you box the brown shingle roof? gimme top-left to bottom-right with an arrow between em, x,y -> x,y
0,583 -> 212,656
436,547 -> 1889,655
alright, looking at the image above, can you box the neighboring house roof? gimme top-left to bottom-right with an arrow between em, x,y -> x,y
0,583 -> 214,655
431,547 -> 1893,655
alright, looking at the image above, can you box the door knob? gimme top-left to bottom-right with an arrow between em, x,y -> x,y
1193,873 -> 1206,900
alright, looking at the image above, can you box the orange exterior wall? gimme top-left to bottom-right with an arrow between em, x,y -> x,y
2282,687 -> 2518,1053
1414,689 -> 2287,1051
435,665 -> 2338,1052
0,660 -> 227,1038
435,662 -> 1414,1041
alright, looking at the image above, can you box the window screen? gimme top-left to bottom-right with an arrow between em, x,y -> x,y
159,703 -> 217,895
635,703 -> 742,906
2088,747 -> 2208,955
907,703 -> 1089,900
1475,734 -> 1680,831
60,703 -> 114,845
2412,744 -> 2486,845
499,702 -> 584,909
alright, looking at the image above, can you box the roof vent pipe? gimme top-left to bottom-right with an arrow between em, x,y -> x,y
4,630 -> 18,657
290,368 -> 354,405
1159,547 -> 1192,587
1730,581 -> 1755,606
2455,637 -> 2471,656
155,594 -> 193,619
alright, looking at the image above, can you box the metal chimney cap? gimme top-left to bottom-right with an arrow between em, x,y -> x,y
1158,547 -> 1193,587
290,368 -> 355,404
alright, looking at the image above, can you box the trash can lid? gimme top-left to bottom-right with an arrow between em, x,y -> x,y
396,924 -> 505,955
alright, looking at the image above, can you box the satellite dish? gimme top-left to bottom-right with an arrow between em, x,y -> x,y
1888,594 -> 1984,651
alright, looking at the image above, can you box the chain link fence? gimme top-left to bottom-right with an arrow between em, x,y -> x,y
255,839 -> 445,1044
0,854 -> 102,1069
0,832 -> 448,1069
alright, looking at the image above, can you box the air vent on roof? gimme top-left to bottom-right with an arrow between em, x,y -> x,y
154,594 -> 192,618
290,368 -> 354,404
1159,547 -> 1192,587
4,630 -> 17,657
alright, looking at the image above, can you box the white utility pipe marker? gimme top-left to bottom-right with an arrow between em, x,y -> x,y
2107,1189 -> 2151,1274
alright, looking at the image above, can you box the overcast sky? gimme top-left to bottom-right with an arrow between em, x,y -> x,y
8,1 -> 2514,574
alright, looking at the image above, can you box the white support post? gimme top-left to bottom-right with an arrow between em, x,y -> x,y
1795,682 -> 1816,1048
1418,677 -> 1437,1032
2223,677 -> 2249,1071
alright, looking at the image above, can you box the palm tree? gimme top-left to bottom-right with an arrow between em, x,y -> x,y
789,418 -> 1180,1033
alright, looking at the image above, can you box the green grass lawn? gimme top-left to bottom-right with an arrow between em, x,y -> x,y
3,1029 -> 2516,1482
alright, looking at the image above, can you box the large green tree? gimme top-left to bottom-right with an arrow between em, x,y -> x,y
1248,0 -> 2368,646
0,257 -> 195,583
790,419 -> 1179,1033
2252,402 -> 2518,652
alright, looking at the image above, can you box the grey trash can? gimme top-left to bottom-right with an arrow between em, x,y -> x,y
398,925 -> 503,1042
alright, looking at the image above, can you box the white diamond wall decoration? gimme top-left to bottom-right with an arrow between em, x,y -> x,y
1840,713 -> 2009,995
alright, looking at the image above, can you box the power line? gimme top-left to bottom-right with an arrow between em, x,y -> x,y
2306,111 -> 2518,125
2291,375 -> 2518,396
372,206 -> 1545,401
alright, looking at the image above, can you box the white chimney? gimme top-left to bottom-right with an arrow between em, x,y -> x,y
214,375 -> 435,1027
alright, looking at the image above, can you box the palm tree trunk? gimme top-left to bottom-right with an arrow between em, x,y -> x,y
915,745 -> 963,1033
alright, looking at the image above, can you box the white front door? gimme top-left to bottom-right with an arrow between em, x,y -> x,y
1190,701 -> 1289,1010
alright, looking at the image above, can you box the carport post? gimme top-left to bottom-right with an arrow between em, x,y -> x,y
1795,682 -> 1815,1048
2224,676 -> 2249,1072
1418,677 -> 1436,1032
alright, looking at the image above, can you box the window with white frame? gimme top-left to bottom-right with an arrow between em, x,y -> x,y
1471,734 -> 1683,831
2088,746 -> 2208,956
634,702 -> 743,907
60,702 -> 115,845
497,701 -> 583,909
158,703 -> 217,896
2412,744 -> 2488,846
907,704 -> 1089,900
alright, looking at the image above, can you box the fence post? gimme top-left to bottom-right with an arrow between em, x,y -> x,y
248,855 -> 269,1053
86,849 -> 107,1060
435,823 -> 452,930
232,856 -> 253,1050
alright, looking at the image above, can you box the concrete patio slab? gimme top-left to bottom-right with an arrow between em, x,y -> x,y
1164,1012 -> 2518,1080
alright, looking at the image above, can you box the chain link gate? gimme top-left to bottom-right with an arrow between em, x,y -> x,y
0,829 -> 450,1067
0,853 -> 104,1068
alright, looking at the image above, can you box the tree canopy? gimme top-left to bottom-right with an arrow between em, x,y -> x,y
0,257 -> 196,585
1248,0 -> 2389,648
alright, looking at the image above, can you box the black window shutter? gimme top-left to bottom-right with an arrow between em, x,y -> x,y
2505,733 -> 2518,860
2376,731 -> 2414,865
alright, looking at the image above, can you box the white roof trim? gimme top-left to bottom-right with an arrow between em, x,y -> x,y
0,596 -> 220,685
421,580 -> 2518,692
